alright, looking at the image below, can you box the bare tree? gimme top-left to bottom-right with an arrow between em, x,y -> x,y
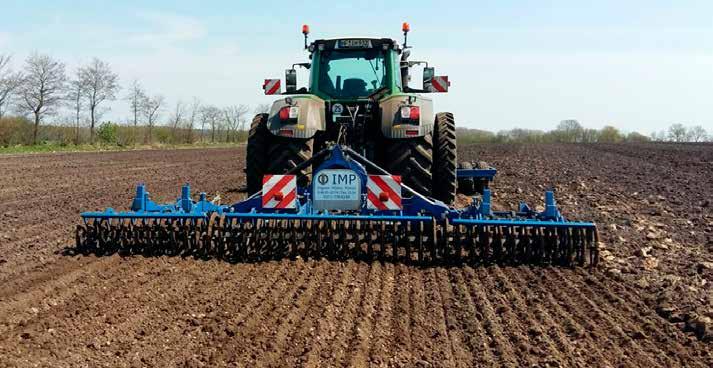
201,105 -> 222,143
224,104 -> 249,142
687,125 -> 708,142
16,53 -> 67,144
254,103 -> 271,115
126,79 -> 145,127
142,95 -> 164,143
169,100 -> 186,143
667,123 -> 688,142
650,130 -> 665,142
198,106 -> 210,143
0,54 -> 23,119
79,58 -> 119,142
554,119 -> 584,143
186,97 -> 201,143
125,80 -> 145,145
66,68 -> 85,144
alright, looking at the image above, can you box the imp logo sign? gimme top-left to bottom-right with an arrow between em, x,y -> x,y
313,169 -> 361,211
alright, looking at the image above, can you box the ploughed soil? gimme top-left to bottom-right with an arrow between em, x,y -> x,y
0,143 -> 711,367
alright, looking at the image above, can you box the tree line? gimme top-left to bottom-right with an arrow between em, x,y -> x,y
0,52 -> 270,147
458,120 -> 711,144
1,53 -> 710,148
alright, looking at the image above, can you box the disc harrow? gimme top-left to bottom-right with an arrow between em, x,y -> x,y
77,145 -> 598,266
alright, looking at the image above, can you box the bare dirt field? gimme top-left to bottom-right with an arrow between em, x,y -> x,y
0,143 -> 711,367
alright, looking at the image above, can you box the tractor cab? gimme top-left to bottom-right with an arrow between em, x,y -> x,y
264,24 -> 449,98
307,38 -> 401,100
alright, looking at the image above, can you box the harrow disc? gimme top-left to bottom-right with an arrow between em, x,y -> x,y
76,218 -> 209,258
451,223 -> 598,266
211,217 -> 439,264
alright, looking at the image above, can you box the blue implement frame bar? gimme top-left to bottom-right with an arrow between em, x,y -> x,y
80,145 -> 594,235
456,168 -> 497,180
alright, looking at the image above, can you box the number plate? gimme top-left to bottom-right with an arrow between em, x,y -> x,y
337,39 -> 373,49
313,169 -> 361,211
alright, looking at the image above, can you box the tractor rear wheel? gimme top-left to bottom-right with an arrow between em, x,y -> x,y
267,137 -> 314,187
246,113 -> 269,194
382,135 -> 433,197
432,112 -> 457,204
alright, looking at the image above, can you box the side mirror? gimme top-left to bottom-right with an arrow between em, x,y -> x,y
263,79 -> 281,95
422,67 -> 434,90
285,69 -> 297,93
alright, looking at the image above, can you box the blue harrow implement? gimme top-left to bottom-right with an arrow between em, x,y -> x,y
77,144 -> 598,266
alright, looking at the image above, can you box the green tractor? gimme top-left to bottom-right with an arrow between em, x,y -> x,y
247,23 -> 457,204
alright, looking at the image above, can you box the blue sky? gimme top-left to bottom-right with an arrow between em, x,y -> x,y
1,0 -> 712,133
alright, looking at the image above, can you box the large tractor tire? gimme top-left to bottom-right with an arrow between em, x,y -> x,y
267,137 -> 314,188
246,113 -> 314,193
382,135 -> 433,197
432,112 -> 457,204
246,113 -> 269,194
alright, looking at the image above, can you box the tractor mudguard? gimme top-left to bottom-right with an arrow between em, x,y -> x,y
379,94 -> 434,138
267,95 -> 326,139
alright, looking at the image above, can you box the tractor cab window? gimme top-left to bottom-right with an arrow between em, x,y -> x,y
317,49 -> 386,98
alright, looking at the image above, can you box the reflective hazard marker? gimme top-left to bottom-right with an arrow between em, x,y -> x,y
366,175 -> 402,210
262,175 -> 297,209
429,76 -> 449,92
263,79 -> 281,95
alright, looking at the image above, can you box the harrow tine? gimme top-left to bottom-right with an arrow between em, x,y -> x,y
392,222 -> 399,263
404,222 -> 411,264
76,212 -> 599,268
379,222 -> 386,260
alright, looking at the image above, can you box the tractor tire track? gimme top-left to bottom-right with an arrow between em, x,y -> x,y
363,262 -> 396,366
422,267 -> 458,367
345,261 -> 388,367
446,267 -> 497,367
434,267 -> 474,368
462,266 -> 520,367
260,261 -> 336,367
302,261 -> 359,367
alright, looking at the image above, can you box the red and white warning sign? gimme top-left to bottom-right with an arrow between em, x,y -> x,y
262,174 -> 297,209
366,175 -> 402,210
429,75 -> 449,92
263,79 -> 281,95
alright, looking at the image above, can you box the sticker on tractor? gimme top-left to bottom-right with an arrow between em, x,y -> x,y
331,103 -> 344,115
366,175 -> 402,210
429,76 -> 449,92
261,174 -> 297,209
313,169 -> 361,211
263,79 -> 281,95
